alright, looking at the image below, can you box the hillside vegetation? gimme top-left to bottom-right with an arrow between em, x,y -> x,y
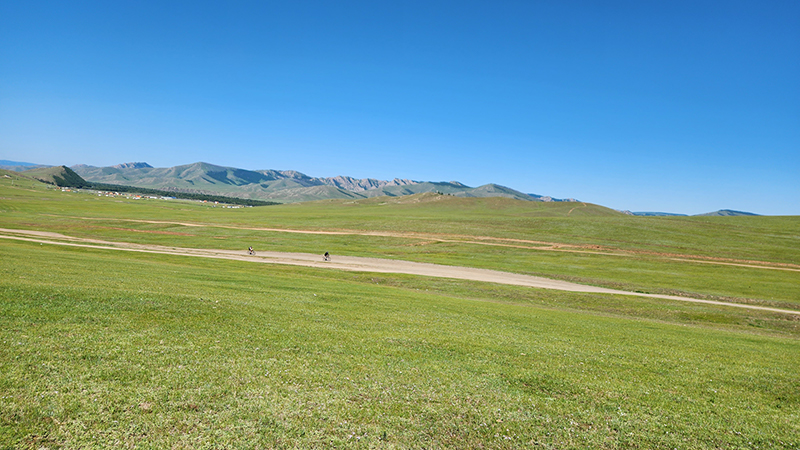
16,165 -> 89,188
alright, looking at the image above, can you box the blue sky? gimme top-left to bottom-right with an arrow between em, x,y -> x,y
1,1 -> 798,214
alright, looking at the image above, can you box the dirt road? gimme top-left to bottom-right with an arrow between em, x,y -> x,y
2,227 -> 798,315
42,215 -> 800,272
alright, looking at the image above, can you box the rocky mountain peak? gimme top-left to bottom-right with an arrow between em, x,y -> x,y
112,162 -> 153,169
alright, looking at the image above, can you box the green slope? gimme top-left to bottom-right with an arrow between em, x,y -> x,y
0,168 -> 32,181
21,165 -> 89,187
1,230 -> 798,448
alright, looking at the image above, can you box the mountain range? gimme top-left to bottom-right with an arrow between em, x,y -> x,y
67,161 -> 577,204
0,160 -> 759,215
0,160 -> 576,203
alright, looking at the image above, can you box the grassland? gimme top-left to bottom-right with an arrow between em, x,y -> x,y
1,173 -> 797,307
1,174 -> 799,448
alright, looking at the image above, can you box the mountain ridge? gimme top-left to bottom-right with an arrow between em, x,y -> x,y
71,161 -> 563,204
3,160 -> 764,215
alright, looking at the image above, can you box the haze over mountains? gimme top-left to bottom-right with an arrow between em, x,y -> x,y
0,160 -> 50,172
1,160 -> 760,215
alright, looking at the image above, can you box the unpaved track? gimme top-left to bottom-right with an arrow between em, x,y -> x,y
42,215 -> 800,272
2,228 -> 798,316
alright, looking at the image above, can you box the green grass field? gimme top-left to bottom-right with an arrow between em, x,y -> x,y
1,174 -> 797,307
1,174 -> 799,448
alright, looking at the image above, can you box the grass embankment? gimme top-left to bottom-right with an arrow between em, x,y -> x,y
2,241 -> 798,448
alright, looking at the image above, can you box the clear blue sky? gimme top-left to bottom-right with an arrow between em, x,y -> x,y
1,1 -> 798,214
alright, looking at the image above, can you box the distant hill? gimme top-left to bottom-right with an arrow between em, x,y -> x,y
0,168 -> 35,182
316,191 -> 622,217
0,160 -> 38,166
0,160 -> 51,172
22,166 -> 90,187
528,193 -> 577,202
697,209 -> 759,217
12,166 -> 275,206
72,161 -> 564,204
624,210 -> 759,217
632,212 -> 688,217
112,162 -> 153,169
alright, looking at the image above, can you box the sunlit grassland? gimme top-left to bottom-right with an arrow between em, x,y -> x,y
1,179 -> 798,307
1,241 -> 798,449
2,177 -> 798,263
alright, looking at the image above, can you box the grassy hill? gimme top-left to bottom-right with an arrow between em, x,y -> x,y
697,209 -> 759,216
0,168 -> 33,182
1,175 -> 798,448
20,165 -> 89,187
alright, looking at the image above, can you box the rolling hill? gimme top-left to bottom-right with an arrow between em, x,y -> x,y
18,165 -> 90,188
696,209 -> 759,217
